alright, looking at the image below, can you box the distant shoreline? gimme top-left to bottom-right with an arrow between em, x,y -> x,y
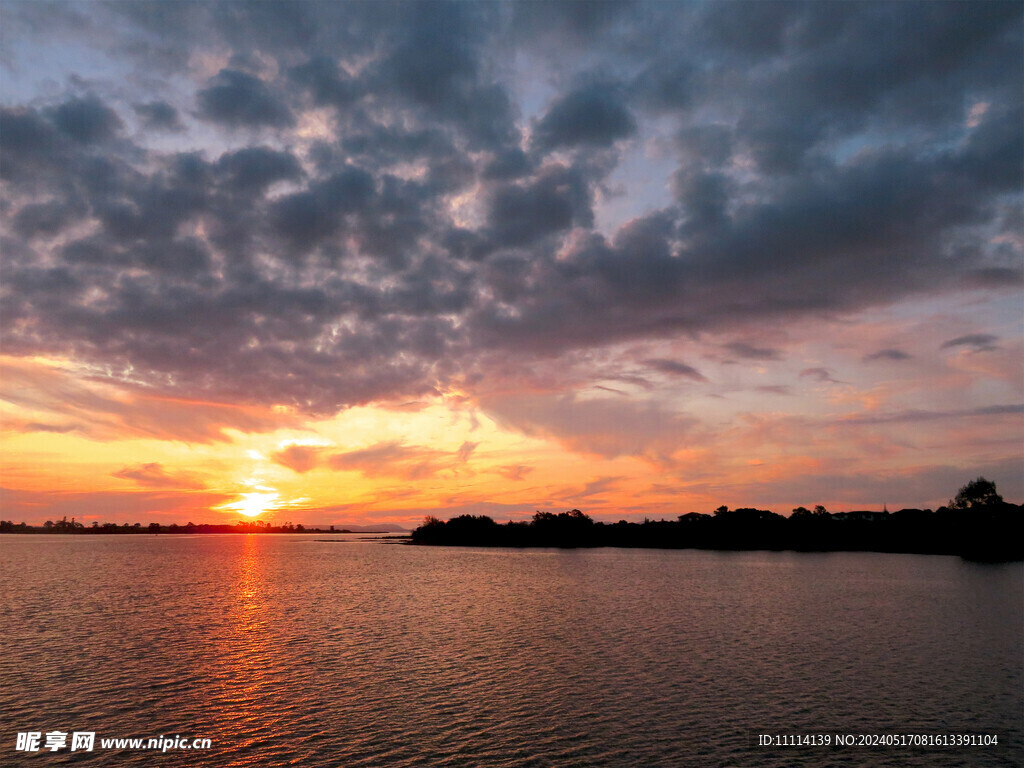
0,523 -> 405,536
409,503 -> 1024,562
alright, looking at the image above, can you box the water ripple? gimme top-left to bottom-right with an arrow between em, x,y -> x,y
1,537 -> 1021,767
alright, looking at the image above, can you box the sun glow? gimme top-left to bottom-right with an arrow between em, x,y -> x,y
221,491 -> 280,518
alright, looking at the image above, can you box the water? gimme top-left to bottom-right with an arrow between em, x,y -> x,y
2,535 -> 1021,766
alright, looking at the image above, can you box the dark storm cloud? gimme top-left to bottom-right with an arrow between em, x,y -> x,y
48,95 -> 123,144
12,199 -> 87,238
482,148 -> 532,181
196,69 -> 294,129
377,1 -> 481,107
133,101 -> 184,131
288,56 -> 361,107
368,1 -> 516,151
271,165 -> 376,251
700,1 -> 1021,174
0,106 -> 70,184
216,147 -> 303,192
0,0 -> 1020,417
486,164 -> 593,246
532,84 -> 637,151
509,0 -> 635,44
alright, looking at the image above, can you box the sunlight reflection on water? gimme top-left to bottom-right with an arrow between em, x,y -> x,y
1,535 -> 1021,767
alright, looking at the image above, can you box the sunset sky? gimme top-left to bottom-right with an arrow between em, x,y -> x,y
1,1 -> 1021,528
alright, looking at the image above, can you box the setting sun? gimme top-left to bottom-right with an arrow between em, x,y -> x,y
220,491 -> 280,518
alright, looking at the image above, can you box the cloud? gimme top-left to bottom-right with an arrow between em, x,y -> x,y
486,163 -> 593,246
288,56 -> 360,107
756,385 -> 793,396
480,392 -> 698,461
0,358 -> 300,443
133,101 -> 184,131
724,343 -> 783,361
940,333 -> 1000,352
327,441 -> 447,480
48,95 -> 123,144
13,198 -> 87,238
705,457 -> 1024,513
271,165 -> 375,250
112,462 -> 206,490
216,146 -> 303,192
532,83 -> 637,151
195,69 -> 294,128
838,403 -> 1024,426
456,441 -> 478,462
643,358 -> 707,381
864,348 -> 912,362
491,464 -> 534,481
271,445 -> 324,474
0,0 -> 1018,425
799,367 -> 841,384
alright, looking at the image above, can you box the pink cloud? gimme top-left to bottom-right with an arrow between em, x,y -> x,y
479,392 -> 698,461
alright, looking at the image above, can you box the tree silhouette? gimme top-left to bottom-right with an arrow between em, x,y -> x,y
949,477 -> 1003,510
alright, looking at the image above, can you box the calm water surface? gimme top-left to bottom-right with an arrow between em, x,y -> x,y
1,535 -> 1021,766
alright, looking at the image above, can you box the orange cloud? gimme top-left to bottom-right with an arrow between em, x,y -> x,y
492,464 -> 534,481
327,441 -> 448,480
0,356 -> 301,443
271,444 -> 324,473
111,462 -> 207,490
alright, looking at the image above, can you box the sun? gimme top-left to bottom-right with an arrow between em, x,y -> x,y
221,491 -> 280,518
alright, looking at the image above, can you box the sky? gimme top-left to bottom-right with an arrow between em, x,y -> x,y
0,0 -> 1021,528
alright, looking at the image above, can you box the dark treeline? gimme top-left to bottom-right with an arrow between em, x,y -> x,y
0,519 -> 359,535
411,478 -> 1022,561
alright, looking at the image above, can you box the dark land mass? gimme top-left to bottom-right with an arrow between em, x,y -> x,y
411,479 -> 1023,561
0,521 -> 401,535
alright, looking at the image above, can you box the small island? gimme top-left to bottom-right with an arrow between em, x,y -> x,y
410,478 -> 1022,561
